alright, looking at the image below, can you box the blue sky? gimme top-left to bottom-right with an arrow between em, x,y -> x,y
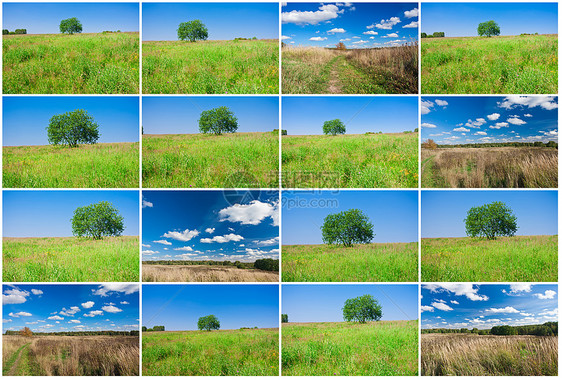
3,191 -> 139,238
283,190 -> 417,245
142,190 -> 279,262
283,284 -> 418,322
421,3 -> 558,37
143,97 -> 278,134
422,190 -> 557,238
3,284 -> 139,334
422,96 -> 558,145
3,97 -> 139,146
422,284 -> 558,330
282,3 -> 418,48
142,3 -> 278,41
2,3 -> 139,34
282,96 -> 418,135
142,284 -> 278,330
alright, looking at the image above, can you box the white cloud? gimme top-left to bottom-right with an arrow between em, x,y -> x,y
282,4 -> 342,25
498,96 -> 558,111
81,301 -> 94,309
485,307 -> 520,314
372,17 -> 401,30
382,33 -> 399,38
340,38 -> 351,41
153,240 -> 172,245
205,228 -> 215,234
68,320 -> 80,323
3,287 -> 30,305
163,229 -> 200,242
524,113 -> 533,117
538,308 -> 558,316
173,246 -> 193,251
253,237 -> 280,246
93,284 -> 139,297
84,310 -> 104,317
48,315 -> 64,320
141,244 -> 151,248
102,305 -> 123,313
142,199 -> 153,208
509,284 -> 532,293
219,200 -> 278,226
431,302 -> 453,311
142,250 -> 158,255
507,117 -> 526,125
403,21 -> 418,28
352,40 -> 367,44
450,300 -> 459,305
9,311 -> 32,317
59,306 -> 80,316
421,122 -> 437,128
424,284 -> 489,301
435,99 -> 448,107
327,28 -> 346,34
363,31 -> 377,35
490,122 -> 509,129
120,301 -> 129,305
3,319 -> 12,323
487,113 -> 500,120
453,127 -> 470,132
281,35 -> 291,40
200,233 -> 244,244
30,289 -> 43,296
309,36 -> 327,41
421,100 -> 434,114
421,305 -> 434,312
534,290 -> 556,299
404,8 -> 419,18
474,131 -> 487,136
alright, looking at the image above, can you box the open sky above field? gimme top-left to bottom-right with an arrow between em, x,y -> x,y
282,2 -> 417,48
421,284 -> 558,330
422,96 -> 558,145
421,2 -> 557,37
283,284 -> 418,322
422,190 -> 557,238
142,190 -> 279,262
142,97 -> 278,134
282,96 -> 418,135
283,190 -> 417,245
142,2 -> 278,41
2,3 -> 139,34
3,97 -> 139,146
2,284 -> 139,334
3,191 -> 139,238
142,284 -> 278,330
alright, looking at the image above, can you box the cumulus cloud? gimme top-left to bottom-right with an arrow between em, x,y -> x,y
450,300 -> 459,304
282,4 -> 342,25
48,315 -> 64,320
421,122 -> 437,128
219,200 -> 278,226
205,228 -> 215,234
120,301 -> 129,305
498,96 -> 558,110
431,302 -> 453,311
352,40 -> 367,44
534,290 -> 556,300
327,28 -> 346,34
403,21 -> 418,28
382,33 -> 399,38
59,306 -> 80,316
474,131 -> 487,136
486,306 -> 520,314
102,305 -> 123,313
281,35 -> 291,40
490,122 -> 509,129
453,127 -> 470,132
68,320 -> 81,323
142,250 -> 158,255
153,240 -> 172,245
84,310 -> 104,317
421,305 -> 434,312
424,284 -> 489,301
142,199 -> 153,208
524,113 -> 533,117
309,36 -> 327,41
509,284 -> 532,293
404,8 -> 419,18
421,100 -> 434,114
3,287 -> 30,305
163,229 -> 200,242
253,237 -> 280,246
9,311 -> 32,317
93,284 -> 138,297
487,113 -> 500,120
81,301 -> 94,309
363,30 -> 377,35
173,246 -> 193,251
371,17 -> 401,30
507,117 -> 526,125
200,233 -> 244,244
435,99 -> 448,107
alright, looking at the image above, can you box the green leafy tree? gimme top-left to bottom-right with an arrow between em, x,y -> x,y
47,109 -> 100,148
281,314 -> 288,323
342,294 -> 382,323
197,315 -> 220,331
323,119 -> 346,136
198,106 -> 238,135
71,201 -> 125,240
254,258 -> 279,272
322,209 -> 374,247
59,17 -> 83,35
477,20 -> 500,37
464,201 -> 517,240
177,20 -> 208,42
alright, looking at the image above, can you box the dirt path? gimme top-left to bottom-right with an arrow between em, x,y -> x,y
326,56 -> 344,94
4,343 -> 30,376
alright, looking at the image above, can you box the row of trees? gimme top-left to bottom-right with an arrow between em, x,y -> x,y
422,322 -> 557,337
3,29 -> 27,35
423,139 -> 558,149
142,326 -> 165,332
421,32 -> 445,38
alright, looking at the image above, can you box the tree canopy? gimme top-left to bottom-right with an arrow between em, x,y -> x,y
464,201 -> 517,240
342,294 -> 382,323
198,106 -> 238,135
321,208 -> 374,247
60,17 -> 83,35
178,20 -> 209,42
71,201 -> 125,240
323,119 -> 346,136
477,20 -> 500,37
197,315 -> 220,331
47,109 -> 100,148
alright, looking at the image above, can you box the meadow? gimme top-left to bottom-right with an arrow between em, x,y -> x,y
142,329 -> 279,376
282,133 -> 418,188
143,132 -> 278,188
421,235 -> 557,282
421,147 -> 558,188
421,34 -> 557,94
421,333 -> 557,376
143,39 -> 278,94
282,243 -> 417,282
142,264 -> 279,282
3,142 -> 139,188
282,44 -> 418,94
2,335 -> 139,376
3,236 -> 139,282
3,32 -> 139,94
282,320 -> 418,376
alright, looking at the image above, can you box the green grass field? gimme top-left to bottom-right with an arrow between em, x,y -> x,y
421,235 -> 557,282
282,133 -> 418,188
282,320 -> 418,376
3,236 -> 139,282
143,329 -> 279,376
421,34 -> 557,94
282,243 -> 418,282
143,132 -> 278,188
3,32 -> 139,94
143,40 -> 278,94
3,142 -> 139,188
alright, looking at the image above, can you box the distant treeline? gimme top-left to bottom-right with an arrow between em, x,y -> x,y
3,29 -> 27,35
142,326 -> 165,332
421,32 -> 445,38
426,141 -> 558,149
5,330 -> 139,336
422,322 -> 557,336
144,258 -> 279,272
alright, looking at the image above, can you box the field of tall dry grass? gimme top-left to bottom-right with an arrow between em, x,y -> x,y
421,333 -> 558,376
142,264 -> 279,282
421,147 -> 557,188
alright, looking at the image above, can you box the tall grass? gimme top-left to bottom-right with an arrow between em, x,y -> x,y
143,329 -> 279,376
3,142 -> 139,188
421,235 -> 557,282
422,334 -> 557,376
142,132 -> 279,188
3,33 -> 139,94
143,40 -> 279,94
421,35 -> 557,94
282,243 -> 418,282
282,133 -> 418,188
3,236 -> 139,282
282,320 -> 418,376
142,264 -> 279,282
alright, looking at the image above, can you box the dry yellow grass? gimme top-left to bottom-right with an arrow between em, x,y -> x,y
142,264 -> 279,282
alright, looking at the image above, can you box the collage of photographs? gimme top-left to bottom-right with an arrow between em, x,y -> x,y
0,0 -> 559,377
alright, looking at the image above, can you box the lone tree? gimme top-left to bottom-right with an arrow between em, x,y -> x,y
464,201 -> 517,240
197,315 -> 220,331
322,209 -> 374,247
20,327 -> 33,337
281,314 -> 288,323
177,20 -> 208,42
60,17 -> 83,35
199,106 -> 238,135
335,42 -> 346,50
323,119 -> 346,136
477,20 -> 500,37
71,201 -> 125,240
343,294 -> 382,323
47,109 -> 100,148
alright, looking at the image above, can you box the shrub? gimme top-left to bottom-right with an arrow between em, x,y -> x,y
323,119 -> 346,136
15,29 -> 27,34
71,201 -> 125,240
254,258 -> 279,271
432,32 -> 445,38
47,109 -> 100,148
177,20 -> 208,42
281,314 -> 288,323
421,32 -> 427,38
464,201 -> 517,240
198,106 -> 238,135
60,17 -> 83,35
20,327 -> 33,337
322,208 -> 374,247
2,29 -> 8,35
342,294 -> 382,323
198,315 -> 220,331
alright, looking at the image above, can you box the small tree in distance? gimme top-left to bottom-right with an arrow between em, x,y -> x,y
477,20 -> 500,37
335,42 -> 346,50
199,106 -> 238,135
343,294 -> 382,323
281,314 -> 288,323
47,109 -> 100,148
71,201 -> 125,240
60,17 -> 83,35
20,327 -> 33,337
178,20 -> 208,42
322,209 -> 374,247
198,315 -> 220,331
323,119 -> 346,136
464,201 -> 517,240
